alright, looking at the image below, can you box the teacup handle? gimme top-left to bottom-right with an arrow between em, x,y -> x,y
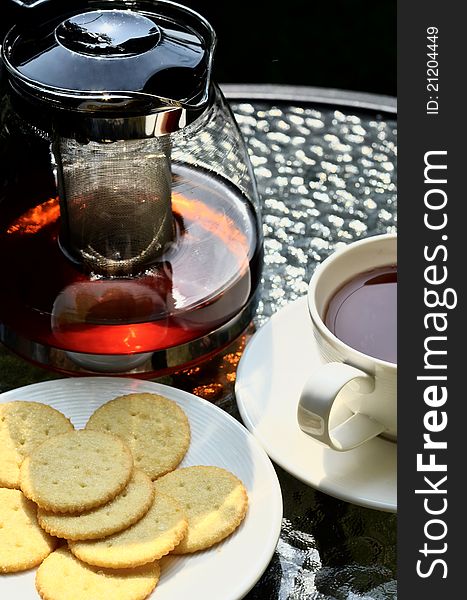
297,362 -> 385,451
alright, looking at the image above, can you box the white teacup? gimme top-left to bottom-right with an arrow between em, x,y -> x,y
297,233 -> 396,451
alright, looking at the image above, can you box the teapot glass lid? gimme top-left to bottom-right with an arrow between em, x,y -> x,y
2,0 -> 216,113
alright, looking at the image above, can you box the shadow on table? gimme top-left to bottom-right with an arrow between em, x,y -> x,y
245,465 -> 396,600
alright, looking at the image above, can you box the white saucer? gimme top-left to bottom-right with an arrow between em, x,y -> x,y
235,297 -> 397,513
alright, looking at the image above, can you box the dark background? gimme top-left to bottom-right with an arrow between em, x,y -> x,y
2,0 -> 396,97
189,0 -> 396,96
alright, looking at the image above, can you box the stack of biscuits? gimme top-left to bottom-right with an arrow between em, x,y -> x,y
0,394 -> 248,600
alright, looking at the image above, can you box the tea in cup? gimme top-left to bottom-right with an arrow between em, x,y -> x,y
297,233 -> 397,451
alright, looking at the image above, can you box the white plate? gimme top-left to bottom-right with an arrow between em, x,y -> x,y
235,297 -> 397,513
0,378 -> 282,599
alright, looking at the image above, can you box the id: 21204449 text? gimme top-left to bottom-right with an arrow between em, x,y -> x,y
426,26 -> 439,115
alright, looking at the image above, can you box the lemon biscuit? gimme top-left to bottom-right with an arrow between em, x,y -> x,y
36,547 -> 160,600
69,491 -> 187,568
0,488 -> 56,573
38,469 -> 154,540
20,430 -> 133,513
154,466 -> 248,553
86,393 -> 190,480
0,401 -> 74,489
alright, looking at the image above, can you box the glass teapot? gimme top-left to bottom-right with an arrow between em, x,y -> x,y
0,0 -> 262,375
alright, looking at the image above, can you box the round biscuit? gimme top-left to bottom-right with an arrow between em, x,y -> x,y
20,430 -> 133,513
0,488 -> 56,573
36,547 -> 160,600
38,469 -> 154,540
68,491 -> 187,568
153,466 -> 248,553
0,401 -> 74,489
85,393 -> 190,480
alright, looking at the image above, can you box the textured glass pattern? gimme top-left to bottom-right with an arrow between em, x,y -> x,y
234,101 -> 397,600
232,102 -> 397,328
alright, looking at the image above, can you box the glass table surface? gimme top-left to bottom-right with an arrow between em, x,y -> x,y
0,85 -> 397,600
